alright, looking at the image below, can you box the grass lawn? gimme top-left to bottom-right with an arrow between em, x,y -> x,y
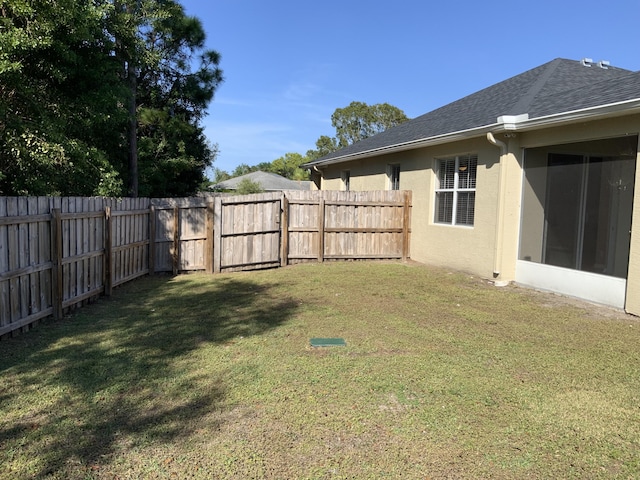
1,262 -> 640,479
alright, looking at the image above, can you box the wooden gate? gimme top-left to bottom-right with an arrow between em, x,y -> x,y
213,193 -> 282,272
151,199 -> 209,274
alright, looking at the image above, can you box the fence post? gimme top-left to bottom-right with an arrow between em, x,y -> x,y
402,191 -> 411,261
149,205 -> 156,275
172,206 -> 179,275
205,200 -> 214,274
104,206 -> 113,296
280,195 -> 289,267
50,208 -> 63,320
213,196 -> 222,274
317,198 -> 325,263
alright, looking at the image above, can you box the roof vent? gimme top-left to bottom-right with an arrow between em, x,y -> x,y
581,58 -> 593,67
598,60 -> 610,69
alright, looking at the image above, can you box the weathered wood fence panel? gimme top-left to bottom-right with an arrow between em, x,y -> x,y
0,191 -> 411,338
285,190 -> 411,263
107,198 -> 151,288
0,197 -> 151,337
152,205 -> 175,273
216,193 -> 282,272
150,198 -> 210,273
0,197 -> 53,336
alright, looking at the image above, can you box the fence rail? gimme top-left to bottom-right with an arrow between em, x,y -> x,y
0,191 -> 411,338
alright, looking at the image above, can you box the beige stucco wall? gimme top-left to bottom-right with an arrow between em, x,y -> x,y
627,152 -> 640,315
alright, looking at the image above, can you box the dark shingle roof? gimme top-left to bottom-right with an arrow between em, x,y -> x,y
530,70 -> 640,117
305,58 -> 639,166
213,171 -> 309,191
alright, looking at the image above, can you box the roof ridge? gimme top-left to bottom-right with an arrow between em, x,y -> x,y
510,58 -> 562,114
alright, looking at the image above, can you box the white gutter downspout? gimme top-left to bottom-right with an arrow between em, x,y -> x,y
486,132 -> 510,286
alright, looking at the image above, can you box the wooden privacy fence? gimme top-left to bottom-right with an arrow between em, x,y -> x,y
0,190 -> 411,337
0,197 -> 151,338
284,190 -> 411,264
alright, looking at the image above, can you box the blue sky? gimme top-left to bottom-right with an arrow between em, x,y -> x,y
180,0 -> 640,177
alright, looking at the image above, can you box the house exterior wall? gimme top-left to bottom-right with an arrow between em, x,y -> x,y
627,155 -> 640,315
319,138 -> 504,278
316,113 -> 640,313
500,138 -> 525,281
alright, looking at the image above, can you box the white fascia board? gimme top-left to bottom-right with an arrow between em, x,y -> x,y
306,123 -> 501,168
500,98 -> 640,133
304,99 -> 640,169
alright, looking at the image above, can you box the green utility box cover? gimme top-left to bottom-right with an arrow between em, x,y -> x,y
310,338 -> 346,347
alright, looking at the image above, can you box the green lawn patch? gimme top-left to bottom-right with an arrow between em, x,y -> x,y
1,262 -> 639,479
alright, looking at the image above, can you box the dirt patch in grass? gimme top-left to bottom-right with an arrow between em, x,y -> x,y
1,262 -> 639,479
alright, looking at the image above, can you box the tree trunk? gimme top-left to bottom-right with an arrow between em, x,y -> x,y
128,60 -> 138,197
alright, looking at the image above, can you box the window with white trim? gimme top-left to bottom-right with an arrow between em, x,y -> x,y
388,164 -> 400,190
434,154 -> 477,226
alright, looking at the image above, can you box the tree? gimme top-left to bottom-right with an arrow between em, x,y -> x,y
306,135 -> 338,161
235,178 -> 263,195
232,163 -> 254,177
254,161 -> 273,172
0,0 -> 223,197
270,152 -> 309,180
0,0 -> 126,195
332,101 -> 409,148
211,167 -> 232,184
222,153 -> 310,182
305,101 -> 409,161
113,0 -> 223,197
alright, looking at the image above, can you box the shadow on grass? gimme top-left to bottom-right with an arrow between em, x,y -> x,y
0,273 -> 298,477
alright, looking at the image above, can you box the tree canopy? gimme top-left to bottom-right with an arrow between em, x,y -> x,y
234,178 -> 264,195
0,0 -> 222,197
306,101 -> 409,160
209,152 -> 310,187
332,101 -> 409,148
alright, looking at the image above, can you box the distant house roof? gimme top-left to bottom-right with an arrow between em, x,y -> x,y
303,58 -> 640,167
213,171 -> 310,191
